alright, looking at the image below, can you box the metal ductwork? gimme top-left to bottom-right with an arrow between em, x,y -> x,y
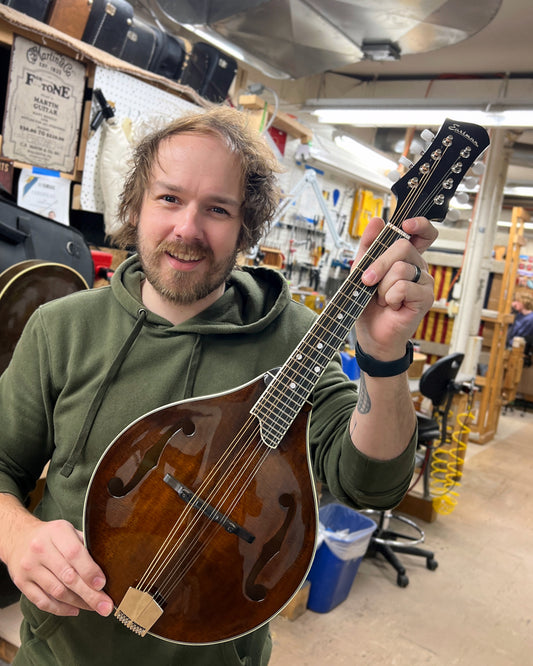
141,0 -> 502,79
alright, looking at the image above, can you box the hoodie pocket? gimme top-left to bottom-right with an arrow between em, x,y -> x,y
19,595 -> 64,641
16,596 -> 65,666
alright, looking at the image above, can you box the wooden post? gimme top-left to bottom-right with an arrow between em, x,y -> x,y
470,206 -> 528,442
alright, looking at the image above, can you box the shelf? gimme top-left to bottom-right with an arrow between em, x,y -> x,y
425,250 -> 506,273
416,340 -> 450,357
238,94 -> 313,144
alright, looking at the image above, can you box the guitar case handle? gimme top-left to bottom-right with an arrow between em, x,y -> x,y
0,218 -> 29,245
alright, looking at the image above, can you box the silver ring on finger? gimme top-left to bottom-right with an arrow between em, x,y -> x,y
411,264 -> 422,283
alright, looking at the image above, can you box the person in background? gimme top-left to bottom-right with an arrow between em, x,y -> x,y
507,293 -> 533,346
0,105 -> 436,665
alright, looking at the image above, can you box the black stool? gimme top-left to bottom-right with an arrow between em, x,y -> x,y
365,352 -> 466,587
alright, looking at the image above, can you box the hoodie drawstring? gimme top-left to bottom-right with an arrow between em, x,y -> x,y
61,308 -> 147,478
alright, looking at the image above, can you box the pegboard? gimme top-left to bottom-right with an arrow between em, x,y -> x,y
80,67 -> 199,213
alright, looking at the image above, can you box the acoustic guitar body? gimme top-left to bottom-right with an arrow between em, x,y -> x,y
0,260 -> 88,374
84,375 -> 318,645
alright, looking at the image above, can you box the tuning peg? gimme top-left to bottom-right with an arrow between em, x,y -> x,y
446,208 -> 461,222
409,138 -> 424,155
399,155 -> 414,169
420,129 -> 435,143
387,169 -> 401,182
462,176 -> 478,189
455,192 -> 470,205
471,161 -> 485,176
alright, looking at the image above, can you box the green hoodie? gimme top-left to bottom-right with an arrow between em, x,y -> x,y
0,256 -> 415,665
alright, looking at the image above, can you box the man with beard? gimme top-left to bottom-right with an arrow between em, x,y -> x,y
0,105 -> 436,665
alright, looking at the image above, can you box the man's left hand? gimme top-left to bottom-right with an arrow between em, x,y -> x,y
353,215 -> 437,361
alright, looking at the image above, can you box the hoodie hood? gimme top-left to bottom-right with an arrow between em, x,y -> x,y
112,254 -> 293,335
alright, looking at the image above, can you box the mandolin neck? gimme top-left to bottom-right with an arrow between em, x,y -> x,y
250,117 -> 491,449
250,220 -> 410,449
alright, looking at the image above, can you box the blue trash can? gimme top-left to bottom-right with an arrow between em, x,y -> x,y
307,503 -> 376,613
340,352 -> 360,380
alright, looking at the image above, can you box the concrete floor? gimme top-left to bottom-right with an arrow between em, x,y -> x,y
270,408 -> 533,666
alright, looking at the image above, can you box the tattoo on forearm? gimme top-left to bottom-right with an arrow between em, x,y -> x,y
357,373 -> 371,415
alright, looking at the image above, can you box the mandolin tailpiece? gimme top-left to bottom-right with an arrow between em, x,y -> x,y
115,586 -> 164,637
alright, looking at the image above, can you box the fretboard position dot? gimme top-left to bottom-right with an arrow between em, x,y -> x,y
317,342 -> 324,350
337,314 -> 343,320
297,354 -> 302,360
290,382 -> 296,390
314,365 -> 321,373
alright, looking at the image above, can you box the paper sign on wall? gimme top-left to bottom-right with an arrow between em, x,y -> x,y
1,36 -> 86,173
17,167 -> 71,225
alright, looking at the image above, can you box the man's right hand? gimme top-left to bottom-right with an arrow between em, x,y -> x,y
0,494 -> 113,617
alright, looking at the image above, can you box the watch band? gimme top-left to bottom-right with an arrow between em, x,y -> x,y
355,341 -> 414,377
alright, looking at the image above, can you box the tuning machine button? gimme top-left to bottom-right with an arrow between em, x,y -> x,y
399,155 -> 414,169
409,138 -> 424,155
455,192 -> 470,205
420,129 -> 435,143
462,176 -> 478,189
387,169 -> 401,182
446,209 -> 461,222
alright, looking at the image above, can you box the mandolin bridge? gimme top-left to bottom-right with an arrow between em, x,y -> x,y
164,473 -> 255,543
115,586 -> 164,637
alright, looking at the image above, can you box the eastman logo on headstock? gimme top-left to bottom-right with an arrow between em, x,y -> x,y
447,122 -> 480,148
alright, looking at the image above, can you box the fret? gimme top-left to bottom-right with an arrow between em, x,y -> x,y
250,118 -> 490,449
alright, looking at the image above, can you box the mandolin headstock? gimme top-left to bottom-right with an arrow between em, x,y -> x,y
391,118 -> 490,222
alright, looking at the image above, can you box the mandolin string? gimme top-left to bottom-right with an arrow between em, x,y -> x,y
148,419 -> 270,599
136,416 -> 262,591
137,416 -> 269,595
135,141 -> 462,599
157,426 -> 273,598
140,167 -> 458,601
162,142 -> 478,609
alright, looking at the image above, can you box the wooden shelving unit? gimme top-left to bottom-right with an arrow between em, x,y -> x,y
238,94 -> 313,144
470,206 -> 528,442
414,208 -> 527,443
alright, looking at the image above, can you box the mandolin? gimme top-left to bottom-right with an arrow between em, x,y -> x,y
84,119 -> 490,644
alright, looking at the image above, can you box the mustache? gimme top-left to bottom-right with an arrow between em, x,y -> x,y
156,239 -> 213,259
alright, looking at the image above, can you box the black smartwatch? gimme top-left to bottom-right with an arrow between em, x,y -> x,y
355,341 -> 414,377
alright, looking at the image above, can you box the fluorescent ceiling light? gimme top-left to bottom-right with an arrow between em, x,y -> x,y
504,186 -> 533,198
333,134 -> 397,173
498,220 -> 533,230
313,108 -> 533,128
305,99 -> 533,128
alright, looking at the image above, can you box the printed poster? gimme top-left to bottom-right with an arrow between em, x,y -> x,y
1,36 -> 85,173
